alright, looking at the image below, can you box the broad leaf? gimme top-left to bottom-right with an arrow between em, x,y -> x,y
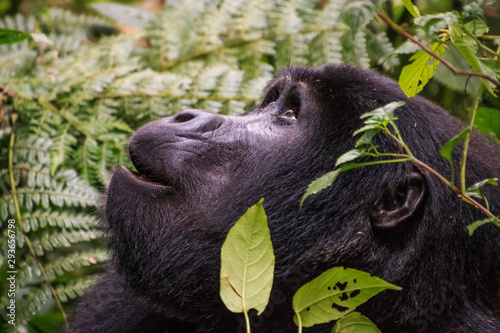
467,217 -> 498,235
402,0 -> 420,18
331,311 -> 381,333
220,199 -> 275,315
293,267 -> 401,328
474,107 -> 500,139
0,28 -> 32,45
301,169 -> 341,207
399,43 -> 445,97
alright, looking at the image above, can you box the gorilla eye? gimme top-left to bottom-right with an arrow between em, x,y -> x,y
283,110 -> 297,120
275,109 -> 298,125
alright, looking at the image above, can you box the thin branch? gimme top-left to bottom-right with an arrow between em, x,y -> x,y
377,11 -> 500,89
411,157 -> 500,226
460,86 -> 484,192
465,31 -> 500,58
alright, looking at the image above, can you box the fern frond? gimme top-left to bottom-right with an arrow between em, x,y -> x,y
23,209 -> 98,233
18,250 -> 108,283
31,229 -> 99,256
17,277 -> 98,324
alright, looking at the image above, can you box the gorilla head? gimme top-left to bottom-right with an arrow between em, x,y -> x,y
70,65 -> 500,333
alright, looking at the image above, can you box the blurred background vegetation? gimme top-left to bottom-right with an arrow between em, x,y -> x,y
0,0 -> 498,332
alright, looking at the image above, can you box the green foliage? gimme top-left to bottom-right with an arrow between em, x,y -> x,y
301,101 -> 408,207
302,97 -> 500,232
0,28 -> 32,45
449,16 -> 496,96
331,312 -> 381,333
402,0 -> 420,18
220,199 -> 274,322
474,107 -> 500,139
220,203 -> 396,332
439,128 -> 470,186
292,267 -> 400,329
399,43 -> 445,97
393,1 -> 499,99
466,217 -> 498,236
301,169 -> 341,208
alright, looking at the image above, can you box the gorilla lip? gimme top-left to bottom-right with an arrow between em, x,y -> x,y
119,166 -> 173,191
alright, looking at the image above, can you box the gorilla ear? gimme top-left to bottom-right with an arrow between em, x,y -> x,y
369,171 -> 426,240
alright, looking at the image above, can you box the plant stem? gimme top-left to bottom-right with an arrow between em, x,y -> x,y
295,311 -> 303,333
410,157 -> 500,226
8,133 -> 68,325
460,86 -> 484,193
377,11 -> 500,89
244,311 -> 251,333
467,31 -> 500,58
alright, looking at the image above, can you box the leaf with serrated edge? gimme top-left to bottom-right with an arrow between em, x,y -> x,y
335,149 -> 366,167
292,267 -> 401,327
331,311 -> 381,333
220,198 -> 274,315
450,23 -> 497,96
301,170 -> 341,207
399,43 -> 444,97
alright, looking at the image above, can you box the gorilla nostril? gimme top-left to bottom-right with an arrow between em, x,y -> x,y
174,113 -> 196,123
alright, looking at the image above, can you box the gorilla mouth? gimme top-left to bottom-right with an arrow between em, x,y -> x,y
119,166 -> 173,190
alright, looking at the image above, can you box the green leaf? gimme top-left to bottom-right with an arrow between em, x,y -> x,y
480,59 -> 500,76
474,107 -> 500,139
359,101 -> 404,123
331,311 -> 381,333
467,217 -> 498,235
402,0 -> 420,18
355,128 -> 381,148
0,28 -> 33,45
399,43 -> 445,97
301,170 -> 341,208
463,17 -> 488,38
450,23 -> 497,96
352,124 -> 381,136
439,128 -> 470,163
220,199 -> 274,316
439,128 -> 470,185
335,149 -> 366,167
465,178 -> 498,200
292,267 -> 401,328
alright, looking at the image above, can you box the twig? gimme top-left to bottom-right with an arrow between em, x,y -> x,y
411,157 -> 500,226
377,11 -> 500,89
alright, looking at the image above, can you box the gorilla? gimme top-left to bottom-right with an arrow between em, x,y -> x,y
67,65 -> 500,332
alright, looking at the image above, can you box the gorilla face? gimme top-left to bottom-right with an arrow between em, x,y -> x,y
106,75 -> 330,319
102,65 -> 500,331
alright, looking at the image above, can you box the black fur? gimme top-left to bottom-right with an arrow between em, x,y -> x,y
66,65 -> 500,332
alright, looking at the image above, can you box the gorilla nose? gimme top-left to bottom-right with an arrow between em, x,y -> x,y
169,109 -> 224,134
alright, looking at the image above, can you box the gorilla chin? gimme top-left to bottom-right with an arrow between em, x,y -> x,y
67,64 -> 500,333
